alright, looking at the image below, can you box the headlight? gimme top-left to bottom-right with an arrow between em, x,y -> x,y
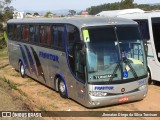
139,85 -> 147,91
89,91 -> 108,97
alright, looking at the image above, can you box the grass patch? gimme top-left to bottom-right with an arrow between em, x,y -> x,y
11,73 -> 20,77
0,48 -> 7,58
18,89 -> 28,97
0,76 -> 28,97
4,77 -> 18,90
0,32 -> 7,49
39,106 -> 46,111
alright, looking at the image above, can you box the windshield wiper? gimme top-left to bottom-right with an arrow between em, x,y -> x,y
123,58 -> 138,79
109,62 -> 121,81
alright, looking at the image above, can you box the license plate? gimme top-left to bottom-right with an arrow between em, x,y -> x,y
118,96 -> 129,102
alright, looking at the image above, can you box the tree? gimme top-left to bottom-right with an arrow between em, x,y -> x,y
68,10 -> 76,16
0,0 -> 12,12
33,12 -> 39,16
3,6 -> 14,21
120,0 -> 134,9
44,11 -> 52,17
26,12 -> 32,15
0,0 -> 14,22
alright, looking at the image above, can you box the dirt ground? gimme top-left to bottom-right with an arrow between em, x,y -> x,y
0,56 -> 160,120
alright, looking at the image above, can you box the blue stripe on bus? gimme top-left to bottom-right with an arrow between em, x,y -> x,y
24,45 -> 38,77
30,47 -> 46,83
18,44 -> 31,73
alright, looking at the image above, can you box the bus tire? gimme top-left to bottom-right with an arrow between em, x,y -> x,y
58,78 -> 67,98
19,61 -> 25,78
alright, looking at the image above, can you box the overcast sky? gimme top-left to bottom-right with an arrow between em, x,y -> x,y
10,0 -> 160,11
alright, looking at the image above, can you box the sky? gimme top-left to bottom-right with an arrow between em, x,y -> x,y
10,0 -> 160,11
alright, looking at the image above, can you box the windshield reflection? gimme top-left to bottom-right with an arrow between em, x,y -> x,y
84,26 -> 147,83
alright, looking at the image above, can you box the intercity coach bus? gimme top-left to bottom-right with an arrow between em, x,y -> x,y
7,16 -> 148,108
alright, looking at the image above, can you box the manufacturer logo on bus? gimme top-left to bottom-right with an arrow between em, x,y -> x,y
94,86 -> 114,91
121,88 -> 125,92
39,51 -> 59,62
93,74 -> 117,79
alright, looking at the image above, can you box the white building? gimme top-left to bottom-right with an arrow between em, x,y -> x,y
13,11 -> 24,19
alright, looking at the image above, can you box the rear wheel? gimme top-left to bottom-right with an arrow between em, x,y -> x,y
58,78 -> 67,98
19,61 -> 25,78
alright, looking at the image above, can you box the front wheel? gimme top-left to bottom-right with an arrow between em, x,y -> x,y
58,78 -> 67,98
19,61 -> 25,78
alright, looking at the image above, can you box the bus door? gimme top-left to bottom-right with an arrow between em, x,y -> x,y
74,43 -> 86,103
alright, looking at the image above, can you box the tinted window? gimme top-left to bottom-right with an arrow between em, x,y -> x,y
29,25 -> 39,43
66,25 -> 80,52
16,25 -> 21,41
57,26 -> 64,48
39,25 -> 51,46
66,25 -> 84,81
29,25 -> 35,42
8,24 -> 21,41
22,25 -> 29,42
116,26 -> 141,41
152,17 -> 160,62
135,20 -> 150,40
52,26 -> 57,47
7,24 -> 14,40
51,25 -> 64,49
35,25 -> 39,43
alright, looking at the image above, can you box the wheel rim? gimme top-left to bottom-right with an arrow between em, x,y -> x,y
59,81 -> 65,93
21,64 -> 25,75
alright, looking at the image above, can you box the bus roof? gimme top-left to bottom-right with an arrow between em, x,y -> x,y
7,16 -> 137,28
96,8 -> 160,20
118,11 -> 160,19
96,8 -> 145,17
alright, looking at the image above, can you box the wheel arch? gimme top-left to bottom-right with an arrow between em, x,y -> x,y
54,72 -> 68,97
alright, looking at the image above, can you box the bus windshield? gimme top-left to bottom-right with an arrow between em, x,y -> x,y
84,26 -> 147,83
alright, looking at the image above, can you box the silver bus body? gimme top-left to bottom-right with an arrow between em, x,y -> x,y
7,16 -> 148,108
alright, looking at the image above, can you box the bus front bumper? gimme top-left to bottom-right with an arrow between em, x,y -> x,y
85,88 -> 148,108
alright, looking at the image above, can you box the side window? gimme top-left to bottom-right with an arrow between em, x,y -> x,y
57,26 -> 64,48
16,25 -> 21,41
66,25 -> 85,81
7,24 -> 14,40
29,25 -> 39,43
75,44 -> 85,81
35,25 -> 39,43
51,25 -> 64,49
66,25 -> 80,54
29,25 -> 35,42
22,25 -> 29,42
151,18 -> 160,61
39,25 -> 51,46
12,24 -> 21,41
51,26 -> 57,47
135,19 -> 150,41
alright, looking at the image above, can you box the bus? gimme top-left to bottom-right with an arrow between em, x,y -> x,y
7,16 -> 148,108
96,8 -> 160,83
